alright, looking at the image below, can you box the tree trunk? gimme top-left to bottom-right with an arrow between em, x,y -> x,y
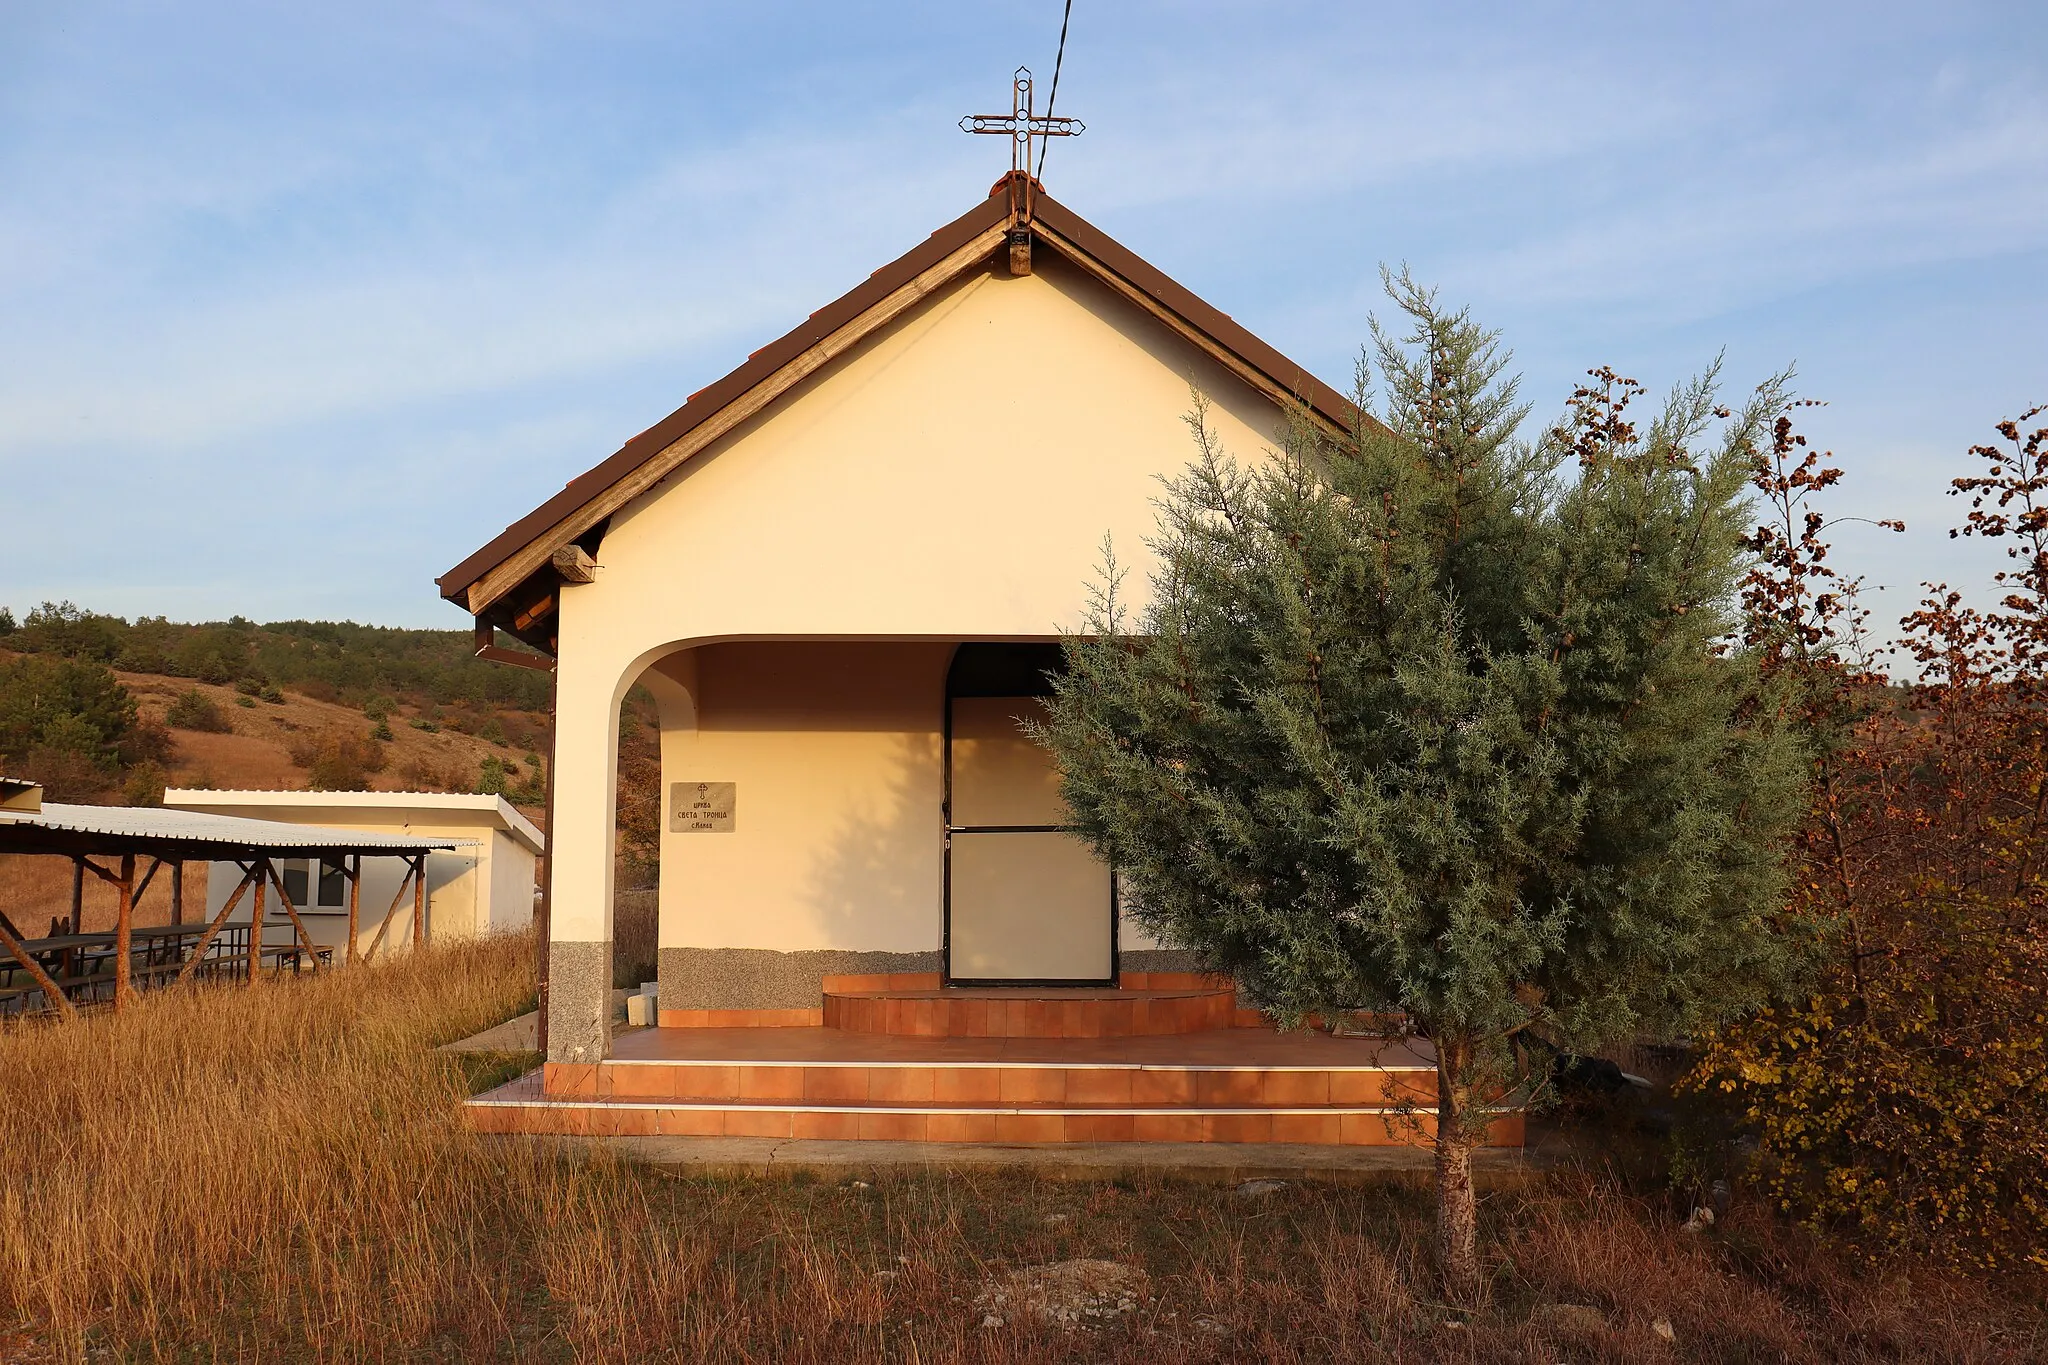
1434,1033 -> 1482,1301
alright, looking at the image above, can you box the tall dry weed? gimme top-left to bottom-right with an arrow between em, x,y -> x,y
0,934 -> 541,1355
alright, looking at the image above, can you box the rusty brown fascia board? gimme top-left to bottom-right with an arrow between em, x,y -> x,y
437,192 -> 1014,614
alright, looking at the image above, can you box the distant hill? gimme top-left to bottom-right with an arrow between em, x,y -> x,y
0,663 -> 552,931
0,601 -> 551,711
0,600 -> 551,807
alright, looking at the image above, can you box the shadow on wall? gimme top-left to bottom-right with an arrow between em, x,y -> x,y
801,730 -> 943,954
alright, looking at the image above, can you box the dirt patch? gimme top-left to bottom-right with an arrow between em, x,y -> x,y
974,1258 -> 1148,1331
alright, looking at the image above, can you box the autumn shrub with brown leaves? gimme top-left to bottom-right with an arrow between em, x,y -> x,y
1687,406 -> 2048,1270
288,727 -> 390,790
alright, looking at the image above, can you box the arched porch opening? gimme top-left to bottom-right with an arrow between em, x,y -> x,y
543,635 -> 1198,1064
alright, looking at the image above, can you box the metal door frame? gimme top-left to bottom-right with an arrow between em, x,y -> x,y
940,642 -> 1117,988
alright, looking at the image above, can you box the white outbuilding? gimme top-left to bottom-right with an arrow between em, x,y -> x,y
162,790 -> 542,959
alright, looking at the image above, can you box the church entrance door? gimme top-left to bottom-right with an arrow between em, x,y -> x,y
943,645 -> 1114,985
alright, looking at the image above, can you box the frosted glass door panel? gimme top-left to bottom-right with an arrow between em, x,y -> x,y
948,831 -> 1113,981
949,697 -> 1066,827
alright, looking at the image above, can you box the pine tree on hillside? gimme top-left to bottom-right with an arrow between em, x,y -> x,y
1039,273 -> 1813,1297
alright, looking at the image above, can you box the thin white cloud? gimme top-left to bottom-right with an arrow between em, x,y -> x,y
0,116 -> 990,454
1441,92 -> 2048,320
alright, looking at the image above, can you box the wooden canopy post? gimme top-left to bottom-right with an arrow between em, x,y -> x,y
247,857 -> 267,986
66,855 -> 86,982
174,865 -> 260,985
345,854 -> 362,965
76,856 -> 128,1004
171,860 -> 184,926
0,914 -> 75,1019
113,852 -> 136,1009
537,670 -> 554,1059
263,861 -> 324,972
412,853 -> 426,950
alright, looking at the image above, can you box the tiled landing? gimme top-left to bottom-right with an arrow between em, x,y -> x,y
822,985 -> 1236,1038
614,1022 -> 1421,1073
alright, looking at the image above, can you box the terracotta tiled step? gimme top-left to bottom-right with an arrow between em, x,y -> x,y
569,1025 -> 1437,1084
822,987 -> 1236,1038
568,1059 -> 1436,1107
467,1080 -> 1523,1147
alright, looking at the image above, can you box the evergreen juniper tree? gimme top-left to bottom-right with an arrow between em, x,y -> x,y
1038,273 -> 1812,1297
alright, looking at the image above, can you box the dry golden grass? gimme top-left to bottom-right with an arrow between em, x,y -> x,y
1,936 -> 2041,1362
0,935 -> 536,1358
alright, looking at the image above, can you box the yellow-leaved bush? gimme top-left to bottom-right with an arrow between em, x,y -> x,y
1685,408 -> 2048,1269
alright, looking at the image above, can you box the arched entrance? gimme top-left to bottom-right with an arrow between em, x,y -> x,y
942,643 -> 1115,985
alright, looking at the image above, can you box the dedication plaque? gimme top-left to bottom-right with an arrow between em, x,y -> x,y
670,782 -> 736,833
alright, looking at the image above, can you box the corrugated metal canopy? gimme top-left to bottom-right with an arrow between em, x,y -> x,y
0,802 -> 470,858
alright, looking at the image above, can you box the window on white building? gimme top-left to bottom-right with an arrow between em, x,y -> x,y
281,858 -> 310,907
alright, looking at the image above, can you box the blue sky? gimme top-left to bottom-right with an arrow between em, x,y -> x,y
2,1 -> 2042,634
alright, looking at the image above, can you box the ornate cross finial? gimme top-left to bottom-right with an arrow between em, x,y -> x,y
959,66 -> 1084,229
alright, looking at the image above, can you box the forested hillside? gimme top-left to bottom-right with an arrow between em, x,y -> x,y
0,601 -> 550,710
0,601 -> 553,808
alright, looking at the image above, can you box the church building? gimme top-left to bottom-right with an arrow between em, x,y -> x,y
442,169 -> 1517,1147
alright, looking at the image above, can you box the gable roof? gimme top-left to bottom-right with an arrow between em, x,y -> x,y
441,174 -> 1363,646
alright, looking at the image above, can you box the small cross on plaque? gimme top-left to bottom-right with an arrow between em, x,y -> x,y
670,781 -> 735,833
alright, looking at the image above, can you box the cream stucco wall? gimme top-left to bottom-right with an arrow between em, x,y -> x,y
641,641 -> 1171,962
654,641 -> 949,954
549,251 -> 1289,967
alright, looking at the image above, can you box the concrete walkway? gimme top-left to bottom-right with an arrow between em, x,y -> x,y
440,989 -> 639,1053
508,1132 -> 1541,1185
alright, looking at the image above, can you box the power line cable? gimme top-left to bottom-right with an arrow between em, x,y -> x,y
1035,0 -> 1074,181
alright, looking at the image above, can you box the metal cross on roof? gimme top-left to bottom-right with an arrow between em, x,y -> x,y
959,67 -> 1083,225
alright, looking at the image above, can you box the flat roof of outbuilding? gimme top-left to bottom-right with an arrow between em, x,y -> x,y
164,789 -> 545,856
0,802 -> 469,861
